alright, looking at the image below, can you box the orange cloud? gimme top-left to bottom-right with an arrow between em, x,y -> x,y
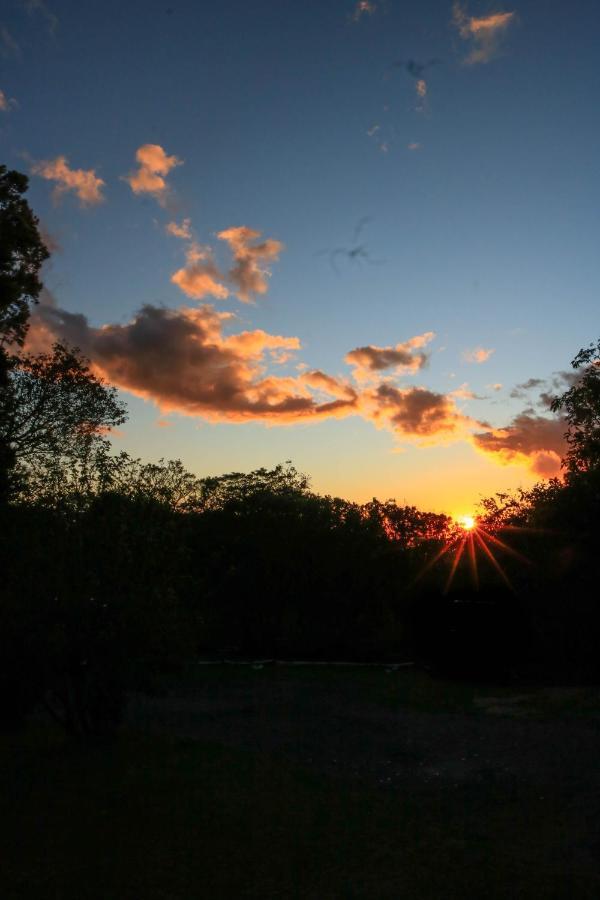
171,243 -> 229,301
473,413 -> 566,476
31,156 -> 105,206
28,302 -> 358,424
416,79 -> 427,98
125,144 -> 182,204
452,3 -> 515,65
364,383 -> 471,440
29,299 -> 483,449
346,331 -> 435,381
463,346 -> 494,364
217,226 -> 284,303
166,218 -> 192,239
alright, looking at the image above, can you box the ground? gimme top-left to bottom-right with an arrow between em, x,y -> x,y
2,665 -> 600,898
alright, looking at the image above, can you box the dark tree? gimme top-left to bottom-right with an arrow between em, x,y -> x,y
0,343 -> 127,503
0,165 -> 49,500
551,339 -> 600,473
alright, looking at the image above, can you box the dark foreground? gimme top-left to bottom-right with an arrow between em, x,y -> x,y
3,666 -> 600,899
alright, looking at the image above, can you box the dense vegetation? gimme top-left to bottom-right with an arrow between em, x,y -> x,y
2,166 -> 600,737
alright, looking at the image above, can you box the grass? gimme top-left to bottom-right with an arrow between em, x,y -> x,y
2,667 -> 600,899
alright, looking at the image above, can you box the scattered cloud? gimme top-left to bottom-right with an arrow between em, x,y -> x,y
509,377 -> 544,399
166,218 -> 192,239
488,382 -> 503,392
473,413 -> 566,476
0,25 -> 21,59
171,243 -> 229,301
124,144 -> 182,205
31,156 -> 105,206
407,142 -> 422,151
416,79 -> 427,98
463,346 -> 494,364
351,1 -> 377,23
0,89 -> 17,111
452,3 -> 516,65
217,226 -> 284,303
365,383 -> 471,440
22,0 -> 58,36
345,331 -> 435,381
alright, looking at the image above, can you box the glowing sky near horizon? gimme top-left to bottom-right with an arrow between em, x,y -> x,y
1,0 -> 599,516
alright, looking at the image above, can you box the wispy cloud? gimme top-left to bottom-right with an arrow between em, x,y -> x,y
124,144 -> 182,205
463,346 -> 494,364
31,156 -> 105,206
0,25 -> 21,59
345,331 -> 435,382
452,3 -> 515,65
171,243 -> 229,300
351,1 -> 377,23
217,226 -> 284,303
166,218 -> 192,239
22,0 -> 58,36
0,89 -> 17,112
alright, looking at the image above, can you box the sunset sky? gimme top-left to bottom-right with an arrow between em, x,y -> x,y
2,0 -> 599,516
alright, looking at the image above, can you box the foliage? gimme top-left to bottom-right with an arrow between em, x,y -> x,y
1,343 -> 127,502
0,165 -> 49,348
551,338 -> 600,473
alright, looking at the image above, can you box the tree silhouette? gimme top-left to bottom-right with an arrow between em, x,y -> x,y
1,343 -> 127,502
551,339 -> 600,473
0,165 -> 49,500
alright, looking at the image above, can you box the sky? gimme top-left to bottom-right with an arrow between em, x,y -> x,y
1,0 -> 599,517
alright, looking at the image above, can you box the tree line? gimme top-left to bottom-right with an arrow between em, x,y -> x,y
2,164 -> 600,737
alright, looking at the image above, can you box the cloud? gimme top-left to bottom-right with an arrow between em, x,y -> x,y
452,3 -> 515,65
31,156 -> 105,206
488,383 -> 503,391
166,218 -> 192,239
351,1 -> 377,22
0,89 -> 16,111
28,299 -> 478,448
463,346 -> 494,364
473,413 -> 566,476
22,0 -> 58,36
217,226 -> 284,303
0,26 -> 21,59
365,383 -> 471,440
416,79 -> 427,98
171,243 -> 229,301
124,144 -> 182,204
345,331 -> 435,381
302,370 -> 358,402
407,142 -> 422,151
28,302 -> 359,424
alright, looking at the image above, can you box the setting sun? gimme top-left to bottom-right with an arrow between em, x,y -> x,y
457,515 -> 476,531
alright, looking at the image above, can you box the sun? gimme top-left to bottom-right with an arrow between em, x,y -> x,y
457,514 -> 476,531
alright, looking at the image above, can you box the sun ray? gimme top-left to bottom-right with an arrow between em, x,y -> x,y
478,526 -> 531,565
474,531 -> 513,591
444,535 -> 467,594
468,532 -> 479,590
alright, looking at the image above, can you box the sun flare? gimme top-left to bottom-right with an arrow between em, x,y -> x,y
457,514 -> 476,531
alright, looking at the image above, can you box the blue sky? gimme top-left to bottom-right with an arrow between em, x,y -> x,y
2,0 -> 599,514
